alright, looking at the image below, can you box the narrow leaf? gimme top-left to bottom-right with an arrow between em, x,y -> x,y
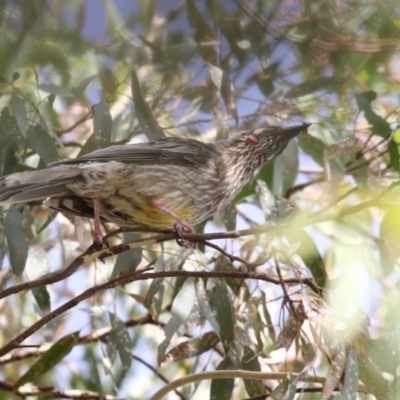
73,74 -> 98,97
108,312 -> 132,372
37,83 -> 74,97
343,348 -> 359,400
210,356 -> 235,400
5,207 -> 29,275
158,278 -> 196,364
27,125 -> 58,165
11,94 -> 27,137
111,232 -> 142,278
285,77 -> 345,98
220,201 -> 236,231
163,331 -> 220,362
388,140 -> 400,171
32,286 -> 51,315
286,229 -> 327,287
131,70 -> 165,140
14,332 -> 80,387
209,65 -> 238,124
93,100 -> 112,149
208,280 -> 235,354
322,349 -> 347,400
187,0 -> 217,63
242,347 -> 266,397
273,303 -> 307,351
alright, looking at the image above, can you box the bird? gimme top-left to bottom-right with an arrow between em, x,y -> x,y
0,124 -> 309,245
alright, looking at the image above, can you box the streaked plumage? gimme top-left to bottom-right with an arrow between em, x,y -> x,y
0,124 -> 309,237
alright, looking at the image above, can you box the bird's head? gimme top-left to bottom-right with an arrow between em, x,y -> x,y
222,123 -> 310,171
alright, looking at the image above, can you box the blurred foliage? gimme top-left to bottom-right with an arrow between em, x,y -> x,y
0,0 -> 400,399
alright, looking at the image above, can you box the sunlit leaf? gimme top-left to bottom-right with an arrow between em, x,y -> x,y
343,348 -> 359,400
358,350 -> 390,399
322,349 -> 347,399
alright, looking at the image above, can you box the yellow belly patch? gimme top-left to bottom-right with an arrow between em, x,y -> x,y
108,191 -> 192,229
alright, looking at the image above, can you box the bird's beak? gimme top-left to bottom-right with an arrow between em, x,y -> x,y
277,123 -> 311,140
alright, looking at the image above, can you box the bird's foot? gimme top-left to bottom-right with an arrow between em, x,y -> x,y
174,222 -> 196,248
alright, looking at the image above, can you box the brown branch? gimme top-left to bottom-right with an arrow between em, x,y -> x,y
0,267 -> 320,358
0,379 -> 122,399
1,181 -> 398,301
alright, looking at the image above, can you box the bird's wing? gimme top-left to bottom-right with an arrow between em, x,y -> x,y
50,138 -> 217,167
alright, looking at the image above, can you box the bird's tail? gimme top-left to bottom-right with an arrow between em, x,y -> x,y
0,166 -> 82,205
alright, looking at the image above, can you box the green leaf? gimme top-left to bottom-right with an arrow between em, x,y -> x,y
208,280 -> 235,354
108,312 -> 132,373
111,233 -> 142,278
220,201 -> 236,231
14,331 -> 80,387
219,16 -> 247,65
210,356 -> 235,400
131,69 -> 165,140
186,0 -> 217,63
196,279 -> 220,333
32,286 -> 51,315
37,210 -> 58,234
4,207 -> 29,275
355,91 -> 391,138
163,331 -> 220,362
298,134 -> 326,166
285,77 -> 345,98
158,278 -> 196,364
286,228 -> 327,287
388,140 -> 399,171
209,65 -> 238,124
242,346 -> 266,397
273,303 -> 307,350
73,74 -> 98,97
242,20 -> 270,70
269,376 -> 290,399
11,94 -> 27,138
358,352 -> 390,399
343,348 -> 359,400
37,83 -> 74,97
93,100 -> 112,149
27,125 -> 58,165
144,277 -> 163,308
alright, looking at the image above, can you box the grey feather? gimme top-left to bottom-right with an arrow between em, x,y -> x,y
49,138 -> 217,167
